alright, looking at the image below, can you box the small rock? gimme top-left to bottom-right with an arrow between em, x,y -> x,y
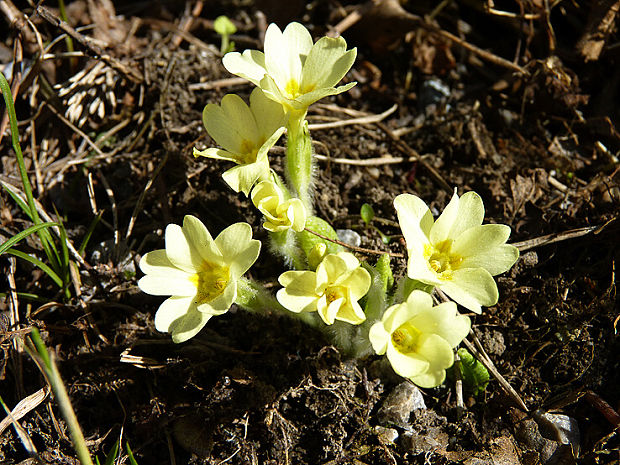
533,410 -> 580,454
374,425 -> 399,443
377,382 -> 426,428
401,427 -> 449,454
336,229 -> 361,247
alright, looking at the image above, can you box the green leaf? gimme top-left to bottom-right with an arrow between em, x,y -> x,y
214,15 -> 236,36
6,248 -> 63,287
297,216 -> 343,258
101,439 -> 120,465
360,203 -> 374,225
457,348 -> 490,396
126,442 -> 139,465
0,223 -> 58,256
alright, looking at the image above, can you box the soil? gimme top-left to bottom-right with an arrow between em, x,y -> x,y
1,1 -> 619,464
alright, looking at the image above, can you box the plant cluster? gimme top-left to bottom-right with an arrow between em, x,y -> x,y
137,22 -> 519,389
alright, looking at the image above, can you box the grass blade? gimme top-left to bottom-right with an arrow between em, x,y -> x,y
0,223 -> 59,256
6,248 -> 63,287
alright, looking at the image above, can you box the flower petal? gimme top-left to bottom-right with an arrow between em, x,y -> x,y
165,223 -> 202,273
341,267 -> 372,299
409,369 -> 447,389
154,296 -> 212,343
202,96 -> 252,154
249,88 -> 288,140
138,272 -> 196,297
453,224 -> 518,275
381,302 -> 417,334
277,270 -> 319,313
386,343 -> 430,378
222,49 -> 267,86
264,22 -> 312,91
410,301 -> 470,347
293,82 -> 356,109
301,36 -> 356,90
369,321 -> 389,355
394,193 -> 433,248
415,333 -> 455,371
193,147 -> 242,163
198,280 -> 236,314
214,222 -> 261,278
222,159 -> 270,195
182,215 -> 224,266
440,268 -> 498,313
429,190 -> 460,244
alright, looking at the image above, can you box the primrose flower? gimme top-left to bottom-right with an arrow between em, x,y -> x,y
277,252 -> 371,325
394,191 -> 519,313
138,216 -> 260,343
251,180 -> 306,232
222,22 -> 357,112
193,88 -> 287,195
369,290 -> 471,388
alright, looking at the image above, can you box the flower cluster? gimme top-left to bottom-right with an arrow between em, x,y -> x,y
135,21 -> 520,391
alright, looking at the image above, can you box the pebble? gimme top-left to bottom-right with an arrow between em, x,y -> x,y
377,382 -> 426,428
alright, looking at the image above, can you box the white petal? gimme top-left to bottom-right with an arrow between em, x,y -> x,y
453,224 -> 518,275
222,50 -> 267,86
222,158 -> 271,195
409,369 -> 447,388
264,22 -> 312,91
249,88 -> 288,139
165,223 -> 202,273
429,190 -> 460,244
193,147 -> 242,163
138,273 -> 196,297
154,296 -> 212,343
409,302 -> 470,347
301,36 -> 356,90
440,268 -> 498,313
369,321 -> 389,355
214,223 -> 261,277
394,193 -> 433,250
182,215 -> 224,266
386,343 -> 429,378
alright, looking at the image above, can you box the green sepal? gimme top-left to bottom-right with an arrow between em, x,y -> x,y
297,216 -> 342,259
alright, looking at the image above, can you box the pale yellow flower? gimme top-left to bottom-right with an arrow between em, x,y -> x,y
138,216 -> 260,342
369,290 -> 470,388
277,252 -> 371,325
222,22 -> 356,112
193,88 -> 287,195
251,180 -> 306,232
394,191 -> 519,313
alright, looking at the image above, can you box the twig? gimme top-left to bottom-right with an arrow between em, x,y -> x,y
35,5 -> 143,83
314,154 -> 417,166
512,225 -> 603,252
303,227 -> 403,258
188,77 -> 249,91
308,104 -> 397,130
462,336 -> 529,412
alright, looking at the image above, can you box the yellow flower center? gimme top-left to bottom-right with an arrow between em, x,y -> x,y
189,262 -> 230,305
325,286 -> 345,304
392,323 -> 422,353
284,79 -> 316,99
424,239 -> 463,280
240,139 -> 264,164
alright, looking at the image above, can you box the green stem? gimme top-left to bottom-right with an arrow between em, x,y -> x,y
270,229 -> 306,270
285,109 -> 314,212
236,277 -> 321,328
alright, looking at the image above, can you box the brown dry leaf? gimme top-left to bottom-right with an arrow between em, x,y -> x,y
409,28 -> 456,75
87,0 -> 128,47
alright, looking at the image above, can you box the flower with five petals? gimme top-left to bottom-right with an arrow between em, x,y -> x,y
276,252 -> 371,325
394,191 -> 519,313
138,216 -> 260,342
193,88 -> 287,195
222,22 -> 357,112
369,290 -> 471,388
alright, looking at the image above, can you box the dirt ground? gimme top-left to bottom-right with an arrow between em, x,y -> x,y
1,0 -> 619,464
